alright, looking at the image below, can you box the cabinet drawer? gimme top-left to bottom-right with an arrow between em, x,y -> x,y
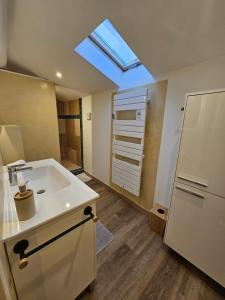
165,183 -> 225,287
5,203 -> 96,300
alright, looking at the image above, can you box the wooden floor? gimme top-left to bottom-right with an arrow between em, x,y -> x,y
78,179 -> 225,300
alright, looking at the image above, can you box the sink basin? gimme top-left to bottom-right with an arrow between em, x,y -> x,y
2,158 -> 99,241
22,165 -> 70,194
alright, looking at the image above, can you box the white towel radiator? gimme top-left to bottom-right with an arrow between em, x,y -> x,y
111,88 -> 148,196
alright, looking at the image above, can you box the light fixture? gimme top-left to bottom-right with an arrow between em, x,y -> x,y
56,71 -> 62,78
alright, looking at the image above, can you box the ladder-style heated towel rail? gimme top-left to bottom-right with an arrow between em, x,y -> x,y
111,88 -> 148,196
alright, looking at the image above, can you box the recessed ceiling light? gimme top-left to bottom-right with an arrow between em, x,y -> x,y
56,71 -> 62,78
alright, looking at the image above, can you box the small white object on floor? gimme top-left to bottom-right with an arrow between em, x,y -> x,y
77,172 -> 92,183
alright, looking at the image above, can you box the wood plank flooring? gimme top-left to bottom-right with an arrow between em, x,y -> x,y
78,179 -> 225,300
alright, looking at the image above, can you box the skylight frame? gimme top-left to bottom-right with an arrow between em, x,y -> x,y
88,20 -> 141,72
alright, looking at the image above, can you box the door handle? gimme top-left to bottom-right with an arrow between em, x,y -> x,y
177,175 -> 208,187
175,186 -> 205,198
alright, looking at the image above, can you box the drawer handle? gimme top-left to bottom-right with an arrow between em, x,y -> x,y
177,175 -> 208,187
175,186 -> 205,198
13,206 -> 98,269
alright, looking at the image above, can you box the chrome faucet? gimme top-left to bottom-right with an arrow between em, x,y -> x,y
8,163 -> 33,186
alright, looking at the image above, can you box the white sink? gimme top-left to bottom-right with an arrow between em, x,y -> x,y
22,165 -> 70,194
2,158 -> 99,241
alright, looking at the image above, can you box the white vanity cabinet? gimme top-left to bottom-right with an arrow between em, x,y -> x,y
4,203 -> 96,300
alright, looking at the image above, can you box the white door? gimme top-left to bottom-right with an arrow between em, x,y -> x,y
165,183 -> 225,287
176,91 -> 225,197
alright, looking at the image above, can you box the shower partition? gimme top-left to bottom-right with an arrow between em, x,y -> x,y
57,98 -> 83,174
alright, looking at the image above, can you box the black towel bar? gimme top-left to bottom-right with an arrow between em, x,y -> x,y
13,206 -> 97,269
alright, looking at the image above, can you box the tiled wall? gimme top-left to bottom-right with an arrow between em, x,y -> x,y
57,99 -> 82,166
0,70 -> 60,162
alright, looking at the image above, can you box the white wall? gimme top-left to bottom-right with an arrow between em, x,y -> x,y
82,95 -> 93,174
154,55 -> 225,207
92,90 -> 113,185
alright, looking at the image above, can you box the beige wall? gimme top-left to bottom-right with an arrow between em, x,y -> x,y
82,95 -> 93,174
92,90 -> 113,185
0,70 -> 60,299
0,70 -> 60,163
154,55 -> 225,208
0,0 -> 7,67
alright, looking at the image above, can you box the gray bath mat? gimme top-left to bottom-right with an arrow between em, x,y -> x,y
96,221 -> 114,254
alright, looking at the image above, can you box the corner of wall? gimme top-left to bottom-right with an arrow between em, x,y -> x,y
91,89 -> 114,185
82,95 -> 93,174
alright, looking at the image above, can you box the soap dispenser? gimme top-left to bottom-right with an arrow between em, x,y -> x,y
14,172 -> 36,221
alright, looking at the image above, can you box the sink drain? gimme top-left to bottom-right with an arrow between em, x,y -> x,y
37,189 -> 46,194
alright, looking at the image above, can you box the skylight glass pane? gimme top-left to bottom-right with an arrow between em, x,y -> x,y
90,19 -> 140,70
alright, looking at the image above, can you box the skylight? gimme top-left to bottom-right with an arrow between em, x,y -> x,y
74,19 -> 154,89
89,19 -> 140,71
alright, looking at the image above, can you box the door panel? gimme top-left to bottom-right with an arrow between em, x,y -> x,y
165,183 -> 225,287
5,205 -> 96,300
176,92 -> 225,197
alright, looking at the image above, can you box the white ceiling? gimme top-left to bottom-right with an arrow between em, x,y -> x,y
7,0 -> 225,95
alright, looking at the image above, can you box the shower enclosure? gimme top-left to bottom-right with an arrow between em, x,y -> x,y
57,98 -> 83,174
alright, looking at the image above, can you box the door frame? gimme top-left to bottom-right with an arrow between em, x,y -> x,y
71,98 -> 84,175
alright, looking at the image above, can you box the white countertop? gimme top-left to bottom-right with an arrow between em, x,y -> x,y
1,159 -> 99,241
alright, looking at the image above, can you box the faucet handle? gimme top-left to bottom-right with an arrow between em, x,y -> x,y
8,163 -> 26,170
